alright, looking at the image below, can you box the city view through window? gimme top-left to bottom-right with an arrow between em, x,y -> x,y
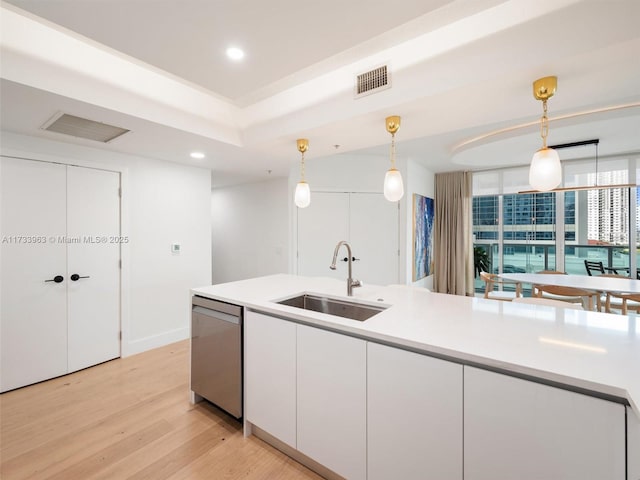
472,171 -> 639,295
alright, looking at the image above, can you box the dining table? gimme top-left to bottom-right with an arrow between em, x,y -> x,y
500,273 -> 640,294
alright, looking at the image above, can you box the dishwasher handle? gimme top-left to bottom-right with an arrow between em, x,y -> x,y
192,306 -> 240,325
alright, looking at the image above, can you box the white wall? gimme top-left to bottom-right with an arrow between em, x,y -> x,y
211,177 -> 289,284
298,153 -> 391,192
405,160 -> 436,289
1,132 -> 211,356
126,158 -> 211,351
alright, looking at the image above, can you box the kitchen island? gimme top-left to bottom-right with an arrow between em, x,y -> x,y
192,274 -> 640,480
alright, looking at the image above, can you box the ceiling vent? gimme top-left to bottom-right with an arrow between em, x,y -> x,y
355,65 -> 390,98
41,113 -> 130,143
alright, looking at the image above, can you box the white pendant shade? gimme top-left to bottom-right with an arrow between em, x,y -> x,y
294,181 -> 311,208
383,168 -> 404,202
529,147 -> 562,191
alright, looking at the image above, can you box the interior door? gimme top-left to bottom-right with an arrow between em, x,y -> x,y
297,192 -> 349,280
349,193 -> 399,286
1,157 -> 68,391
67,166 -> 120,372
297,192 -> 399,286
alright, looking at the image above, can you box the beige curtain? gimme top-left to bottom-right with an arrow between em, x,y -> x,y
433,171 -> 474,296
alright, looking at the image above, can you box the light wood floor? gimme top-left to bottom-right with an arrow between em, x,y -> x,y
0,340 -> 322,480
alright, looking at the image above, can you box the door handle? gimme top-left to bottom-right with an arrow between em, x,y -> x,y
45,275 -> 64,283
70,274 -> 90,281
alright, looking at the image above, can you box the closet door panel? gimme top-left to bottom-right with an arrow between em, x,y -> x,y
349,193 -> 399,286
67,166 -> 121,372
1,157 -> 68,391
297,192 -> 349,279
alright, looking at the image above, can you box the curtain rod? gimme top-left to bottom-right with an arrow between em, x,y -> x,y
548,139 -> 599,149
471,150 -> 640,175
518,183 -> 636,194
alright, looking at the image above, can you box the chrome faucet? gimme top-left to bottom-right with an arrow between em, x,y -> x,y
330,241 -> 362,296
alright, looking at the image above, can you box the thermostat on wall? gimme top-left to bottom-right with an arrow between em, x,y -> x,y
171,243 -> 181,254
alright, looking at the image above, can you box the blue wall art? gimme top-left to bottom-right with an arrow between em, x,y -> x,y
413,193 -> 435,281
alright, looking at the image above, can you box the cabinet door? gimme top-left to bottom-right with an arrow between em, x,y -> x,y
297,192 -> 349,280
244,311 -> 296,448
628,406 -> 640,480
367,342 -> 462,480
350,193 -> 399,286
67,166 -> 121,372
1,157 -> 68,392
297,324 -> 366,480
464,366 -> 625,480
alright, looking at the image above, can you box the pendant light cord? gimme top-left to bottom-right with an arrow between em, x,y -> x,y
390,133 -> 397,169
540,99 -> 549,148
300,150 -> 306,182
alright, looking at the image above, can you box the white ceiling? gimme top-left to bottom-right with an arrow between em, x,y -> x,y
3,0 -> 453,103
1,0 -> 639,187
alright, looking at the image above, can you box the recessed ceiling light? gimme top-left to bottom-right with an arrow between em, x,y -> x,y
190,152 -> 205,159
226,47 -> 245,61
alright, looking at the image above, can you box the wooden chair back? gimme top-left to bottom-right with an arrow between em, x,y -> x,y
531,270 -> 566,297
533,284 -> 598,311
605,292 -> 640,315
479,271 -> 522,301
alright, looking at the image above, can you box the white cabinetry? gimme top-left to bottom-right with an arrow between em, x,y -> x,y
464,366 -> 625,480
244,311 -> 296,448
244,311 -> 629,479
628,406 -> 640,480
296,324 -> 367,480
367,343 -> 463,480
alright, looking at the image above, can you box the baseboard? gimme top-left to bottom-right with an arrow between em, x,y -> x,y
251,425 -> 345,480
123,326 -> 189,357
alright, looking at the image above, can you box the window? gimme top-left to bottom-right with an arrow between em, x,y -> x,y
472,155 -> 638,293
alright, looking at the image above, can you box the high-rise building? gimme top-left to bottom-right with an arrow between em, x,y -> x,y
587,172 -> 630,244
473,192 -> 576,242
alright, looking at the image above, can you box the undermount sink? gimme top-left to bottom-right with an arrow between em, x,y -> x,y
276,294 -> 387,321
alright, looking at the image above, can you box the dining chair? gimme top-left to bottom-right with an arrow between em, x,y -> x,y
531,270 -> 580,301
479,271 -> 522,301
533,284 -> 599,311
594,274 -> 630,313
512,297 -> 584,310
604,290 -> 640,315
584,260 -> 605,276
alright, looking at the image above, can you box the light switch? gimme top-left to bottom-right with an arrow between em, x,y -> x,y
171,243 -> 181,254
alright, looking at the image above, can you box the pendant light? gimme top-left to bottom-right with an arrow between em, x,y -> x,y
294,138 -> 310,208
384,115 -> 404,201
529,76 -> 562,191
519,138 -> 635,193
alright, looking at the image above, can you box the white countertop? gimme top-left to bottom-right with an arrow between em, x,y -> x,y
192,274 -> 640,415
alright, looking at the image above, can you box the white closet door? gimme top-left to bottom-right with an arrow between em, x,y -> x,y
67,166 -> 120,372
1,157 -> 68,391
297,192 -> 399,286
349,193 -> 399,286
297,192 -> 349,280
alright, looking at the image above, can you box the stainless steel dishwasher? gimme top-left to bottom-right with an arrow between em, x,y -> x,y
191,295 -> 242,419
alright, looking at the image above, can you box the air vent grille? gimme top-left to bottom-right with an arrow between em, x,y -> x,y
42,113 -> 130,143
355,65 -> 390,97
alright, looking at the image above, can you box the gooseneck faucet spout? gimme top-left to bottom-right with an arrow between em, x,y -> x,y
330,241 -> 362,296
